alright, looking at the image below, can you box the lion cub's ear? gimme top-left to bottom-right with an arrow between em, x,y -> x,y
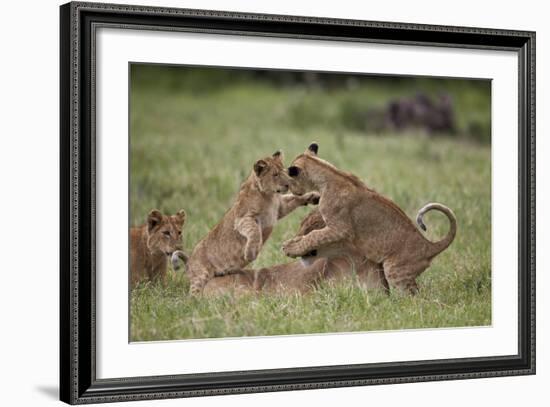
174,209 -> 186,226
254,159 -> 268,176
305,142 -> 319,156
147,209 -> 163,232
272,150 -> 284,161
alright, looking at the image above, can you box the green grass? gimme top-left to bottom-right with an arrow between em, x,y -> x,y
130,65 -> 491,341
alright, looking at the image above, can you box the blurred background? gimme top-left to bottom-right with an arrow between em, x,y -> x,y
132,65 -> 491,140
130,64 -> 491,340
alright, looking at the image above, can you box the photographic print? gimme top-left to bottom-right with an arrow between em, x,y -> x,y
61,3 -> 534,403
129,64 -> 492,342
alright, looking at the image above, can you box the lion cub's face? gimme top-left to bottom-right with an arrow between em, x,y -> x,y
146,209 -> 186,256
253,151 -> 291,194
286,143 -> 319,196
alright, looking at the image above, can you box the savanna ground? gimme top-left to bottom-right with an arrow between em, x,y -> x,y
130,65 -> 491,341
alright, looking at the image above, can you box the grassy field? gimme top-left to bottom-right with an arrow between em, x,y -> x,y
129,65 -> 491,341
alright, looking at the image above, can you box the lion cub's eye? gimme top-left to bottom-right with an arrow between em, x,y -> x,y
162,231 -> 171,237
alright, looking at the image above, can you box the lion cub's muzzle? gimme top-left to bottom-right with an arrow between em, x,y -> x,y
164,246 -> 183,257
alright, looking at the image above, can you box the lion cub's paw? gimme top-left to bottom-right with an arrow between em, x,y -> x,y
302,192 -> 320,206
170,250 -> 188,271
282,237 -> 305,258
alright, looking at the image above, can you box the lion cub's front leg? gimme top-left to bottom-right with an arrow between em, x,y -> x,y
235,215 -> 262,263
278,192 -> 320,219
283,226 -> 348,258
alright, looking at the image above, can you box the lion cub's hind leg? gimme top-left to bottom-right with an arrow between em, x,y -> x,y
187,261 -> 217,296
362,262 -> 390,294
383,259 -> 430,295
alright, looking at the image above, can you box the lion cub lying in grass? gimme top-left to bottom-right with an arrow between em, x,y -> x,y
186,151 -> 319,295
130,209 -> 187,287
283,142 -> 457,294
201,209 -> 388,296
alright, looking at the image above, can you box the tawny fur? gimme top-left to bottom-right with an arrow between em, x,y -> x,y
202,262 -> 325,296
130,209 -> 187,288
282,143 -> 457,294
296,209 -> 388,292
202,209 -> 388,296
186,151 -> 320,295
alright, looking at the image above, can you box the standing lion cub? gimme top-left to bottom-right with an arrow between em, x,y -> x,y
130,209 -> 187,287
282,143 -> 456,294
186,151 -> 319,295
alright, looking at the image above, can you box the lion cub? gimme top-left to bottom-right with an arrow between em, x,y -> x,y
282,143 -> 456,294
202,262 -> 325,296
201,209 -> 388,296
186,151 -> 319,295
130,209 -> 187,287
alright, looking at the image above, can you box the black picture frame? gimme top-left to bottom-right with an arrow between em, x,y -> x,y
60,1 -> 536,404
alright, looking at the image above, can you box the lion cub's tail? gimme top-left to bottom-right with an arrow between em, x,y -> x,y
416,203 -> 457,257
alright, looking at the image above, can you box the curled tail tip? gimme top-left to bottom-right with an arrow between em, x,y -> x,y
417,202 -> 457,255
416,214 -> 427,231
